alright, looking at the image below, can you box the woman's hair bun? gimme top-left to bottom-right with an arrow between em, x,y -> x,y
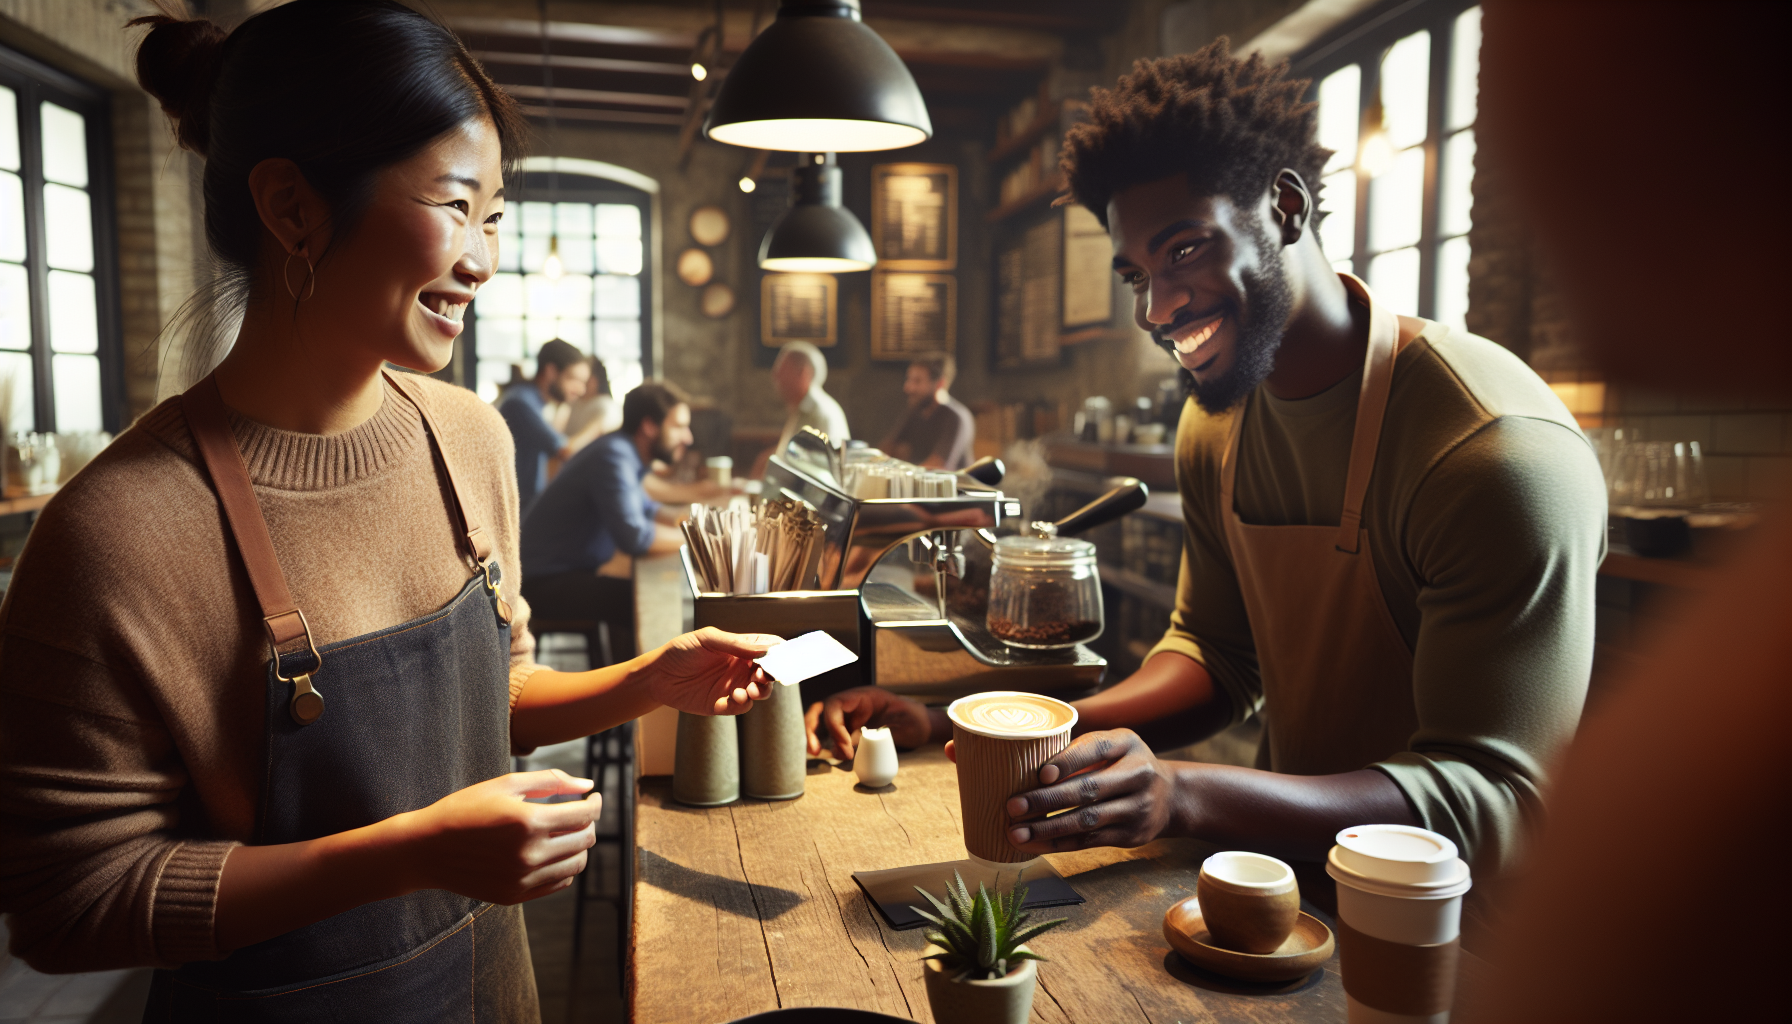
129,13 -> 229,156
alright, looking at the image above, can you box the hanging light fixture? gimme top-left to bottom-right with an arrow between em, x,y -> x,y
759,153 -> 875,272
1357,98 -> 1395,178
537,0 -> 564,280
706,0 -> 931,153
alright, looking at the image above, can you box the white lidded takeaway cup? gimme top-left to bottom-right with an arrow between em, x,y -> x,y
1327,825 -> 1472,1024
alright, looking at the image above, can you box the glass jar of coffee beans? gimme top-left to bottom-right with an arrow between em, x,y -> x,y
986,535 -> 1103,649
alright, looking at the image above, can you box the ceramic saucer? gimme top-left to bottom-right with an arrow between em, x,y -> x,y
1162,896 -> 1335,983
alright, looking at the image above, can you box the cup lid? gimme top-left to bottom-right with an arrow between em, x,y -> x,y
1326,824 -> 1471,897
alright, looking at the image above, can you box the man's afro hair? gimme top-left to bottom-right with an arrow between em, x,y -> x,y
1060,38 -> 1332,228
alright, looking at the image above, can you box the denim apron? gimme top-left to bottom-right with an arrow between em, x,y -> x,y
143,372 -> 538,1023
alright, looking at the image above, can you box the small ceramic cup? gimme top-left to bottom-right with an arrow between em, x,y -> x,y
854,726 -> 899,788
1197,851 -> 1300,954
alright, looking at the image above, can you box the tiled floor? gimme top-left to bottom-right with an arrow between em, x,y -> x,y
0,634 -> 626,1024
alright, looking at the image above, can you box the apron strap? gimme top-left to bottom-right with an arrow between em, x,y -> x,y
381,370 -> 494,567
182,374 -> 320,679
1217,273 -> 1406,555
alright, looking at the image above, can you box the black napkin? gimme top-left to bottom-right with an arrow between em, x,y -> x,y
852,858 -> 1085,931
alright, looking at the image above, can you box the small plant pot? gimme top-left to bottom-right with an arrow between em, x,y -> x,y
921,944 -> 1037,1024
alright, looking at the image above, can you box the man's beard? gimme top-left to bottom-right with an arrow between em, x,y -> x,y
650,436 -> 681,464
1156,232 -> 1294,414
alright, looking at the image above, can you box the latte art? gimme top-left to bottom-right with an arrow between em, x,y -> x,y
966,702 -> 1056,733
947,692 -> 1077,738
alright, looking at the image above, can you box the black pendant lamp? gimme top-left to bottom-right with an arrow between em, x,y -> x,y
706,0 -> 931,153
759,153 -> 876,272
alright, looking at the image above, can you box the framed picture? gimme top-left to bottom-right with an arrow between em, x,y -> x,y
870,163 -> 957,270
1062,204 -> 1113,328
871,272 -> 956,359
760,273 -> 837,347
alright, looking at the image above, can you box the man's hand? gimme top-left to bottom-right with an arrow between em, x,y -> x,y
1002,729 -> 1180,854
804,685 -> 934,759
649,627 -> 781,715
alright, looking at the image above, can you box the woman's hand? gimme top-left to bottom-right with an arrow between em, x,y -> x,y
805,686 -> 935,759
1000,729 -> 1182,855
648,627 -> 781,715
399,769 -> 601,905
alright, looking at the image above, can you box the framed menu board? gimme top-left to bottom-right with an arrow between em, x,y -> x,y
870,163 -> 957,270
760,273 -> 837,347
994,216 -> 1062,366
1062,204 -> 1113,327
871,272 -> 956,359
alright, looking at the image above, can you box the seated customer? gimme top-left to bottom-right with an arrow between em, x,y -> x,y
520,382 -> 692,663
775,342 -> 851,449
880,355 -> 973,470
561,356 -> 622,448
498,338 -> 592,510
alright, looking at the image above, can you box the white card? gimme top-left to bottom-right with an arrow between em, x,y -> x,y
755,630 -> 858,686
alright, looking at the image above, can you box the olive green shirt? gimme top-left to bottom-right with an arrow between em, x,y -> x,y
1147,320 -> 1607,879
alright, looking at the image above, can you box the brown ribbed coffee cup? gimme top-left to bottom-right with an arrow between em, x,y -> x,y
947,692 -> 1078,865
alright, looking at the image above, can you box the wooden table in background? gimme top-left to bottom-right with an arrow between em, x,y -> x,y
630,745 -> 1357,1024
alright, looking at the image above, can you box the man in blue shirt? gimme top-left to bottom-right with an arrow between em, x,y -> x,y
498,339 -> 593,511
520,382 -> 693,663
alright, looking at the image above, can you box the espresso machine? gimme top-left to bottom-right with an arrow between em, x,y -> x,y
682,429 -> 1147,705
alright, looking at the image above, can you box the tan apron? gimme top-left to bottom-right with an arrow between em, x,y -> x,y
1221,275 -> 1418,776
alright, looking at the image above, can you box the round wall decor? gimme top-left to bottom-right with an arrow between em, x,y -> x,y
676,247 -> 715,287
689,205 -> 731,247
699,281 -> 736,318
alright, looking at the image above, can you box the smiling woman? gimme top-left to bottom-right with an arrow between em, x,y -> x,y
0,3 -> 779,1022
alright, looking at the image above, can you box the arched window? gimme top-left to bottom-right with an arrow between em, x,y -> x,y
469,164 -> 655,402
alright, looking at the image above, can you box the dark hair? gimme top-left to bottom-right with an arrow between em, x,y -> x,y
1060,39 -> 1329,229
622,382 -> 690,437
130,0 -> 526,387
911,354 -> 955,387
589,357 -> 611,398
536,339 -> 586,376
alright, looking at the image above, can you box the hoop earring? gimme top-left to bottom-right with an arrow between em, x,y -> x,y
283,247 -> 316,302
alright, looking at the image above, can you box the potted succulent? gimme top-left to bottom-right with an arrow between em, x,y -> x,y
910,871 -> 1067,1024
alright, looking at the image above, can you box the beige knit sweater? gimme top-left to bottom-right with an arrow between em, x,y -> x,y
0,375 -> 541,973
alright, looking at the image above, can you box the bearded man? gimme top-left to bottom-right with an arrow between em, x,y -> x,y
805,40 -> 1606,919
520,382 -> 695,663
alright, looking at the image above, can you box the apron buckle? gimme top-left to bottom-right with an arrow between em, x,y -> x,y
288,673 -> 326,725
481,561 -> 513,625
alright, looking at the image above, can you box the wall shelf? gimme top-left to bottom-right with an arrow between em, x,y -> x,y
985,99 -> 1061,166
986,174 -> 1065,224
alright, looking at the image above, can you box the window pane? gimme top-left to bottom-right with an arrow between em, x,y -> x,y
548,319 -> 594,353
478,272 -> 524,317
1320,169 -> 1356,262
596,203 -> 641,239
51,353 -> 101,432
40,102 -> 88,188
556,203 -> 595,240
43,183 -> 93,271
1439,129 -> 1476,238
1317,65 -> 1361,174
496,216 -> 520,272
0,171 -> 23,262
596,238 -> 643,276
524,317 -> 562,348
1332,258 -> 1355,275
0,262 -> 29,350
607,360 -> 644,401
47,270 -> 97,353
594,274 -> 641,318
1436,235 -> 1470,331
476,359 -> 514,403
1368,246 -> 1420,316
1369,145 -> 1425,252
0,351 -> 33,431
595,319 -> 640,363
556,234 -> 595,276
478,316 -> 525,362
524,273 -> 561,319
1449,7 -> 1482,132
546,273 -> 593,321
0,86 -> 18,171
519,202 -> 553,239
1380,31 -> 1431,151
519,233 -> 549,277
